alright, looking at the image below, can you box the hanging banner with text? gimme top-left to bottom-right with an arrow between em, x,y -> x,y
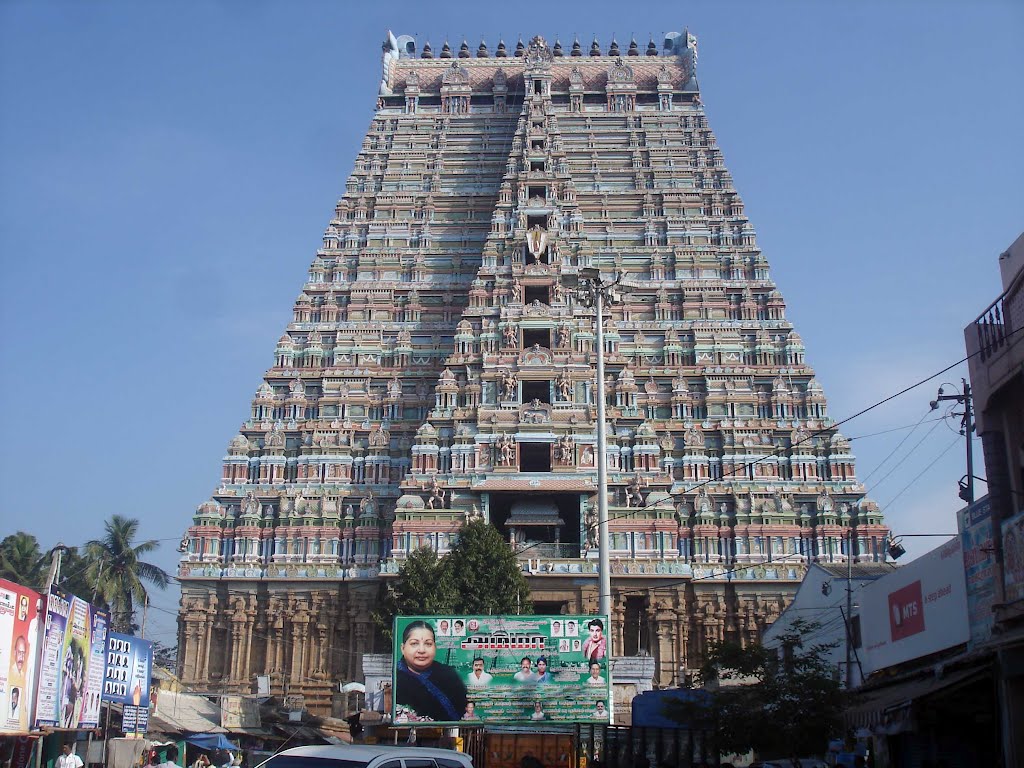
393,615 -> 610,725
101,632 -> 152,733
101,633 -> 152,706
0,580 -> 43,735
33,587 -> 109,729
958,496 -> 995,647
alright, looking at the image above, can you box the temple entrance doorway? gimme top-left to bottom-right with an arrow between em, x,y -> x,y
486,491 -> 582,558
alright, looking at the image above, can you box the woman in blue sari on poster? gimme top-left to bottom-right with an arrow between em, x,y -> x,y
395,620 -> 467,722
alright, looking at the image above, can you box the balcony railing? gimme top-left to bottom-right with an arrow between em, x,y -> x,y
514,542 -> 581,559
974,288 -> 1014,362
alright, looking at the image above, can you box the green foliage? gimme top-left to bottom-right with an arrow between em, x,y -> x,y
152,640 -> 179,670
447,520 -> 533,616
375,520 -> 533,638
665,619 -> 845,759
375,547 -> 457,638
55,547 -> 101,603
85,514 -> 170,633
0,534 -> 95,602
0,532 -> 48,589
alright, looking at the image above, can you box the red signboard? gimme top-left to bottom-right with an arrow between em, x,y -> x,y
888,581 -> 925,641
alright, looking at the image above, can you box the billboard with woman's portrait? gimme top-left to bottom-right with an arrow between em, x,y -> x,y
392,615 -> 609,725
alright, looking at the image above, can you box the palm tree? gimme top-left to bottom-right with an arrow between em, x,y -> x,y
85,515 -> 170,633
0,532 -> 48,589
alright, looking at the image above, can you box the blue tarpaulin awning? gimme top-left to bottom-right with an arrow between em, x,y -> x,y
631,688 -> 712,729
185,735 -> 239,752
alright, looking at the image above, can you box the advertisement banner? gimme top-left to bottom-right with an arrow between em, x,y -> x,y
102,632 -> 152,708
33,588 -> 109,729
957,497 -> 995,646
1002,509 -> 1024,604
393,615 -> 610,725
121,704 -> 149,734
0,580 -> 43,735
859,539 -> 969,675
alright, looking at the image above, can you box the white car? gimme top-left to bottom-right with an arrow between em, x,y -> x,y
256,746 -> 473,768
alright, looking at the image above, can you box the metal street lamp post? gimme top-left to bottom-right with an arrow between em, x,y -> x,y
576,266 -> 619,620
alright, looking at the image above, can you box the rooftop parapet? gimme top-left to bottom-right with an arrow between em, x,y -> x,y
379,30 -> 699,97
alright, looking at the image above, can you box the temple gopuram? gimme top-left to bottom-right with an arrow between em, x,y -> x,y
178,31 -> 890,715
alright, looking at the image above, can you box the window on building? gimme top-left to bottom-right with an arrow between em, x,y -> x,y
521,380 -> 550,404
525,285 -> 548,304
519,442 -> 551,472
522,328 -> 550,348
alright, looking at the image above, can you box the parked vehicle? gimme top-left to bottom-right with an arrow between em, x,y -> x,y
255,746 -> 473,768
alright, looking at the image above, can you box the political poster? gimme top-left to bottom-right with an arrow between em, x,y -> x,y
101,632 -> 152,734
102,633 -> 152,706
0,580 -> 43,734
33,587 -> 109,729
392,615 -> 610,725
1002,509 -> 1024,604
958,497 -> 995,647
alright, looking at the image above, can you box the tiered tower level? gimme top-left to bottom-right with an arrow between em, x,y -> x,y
179,31 -> 889,714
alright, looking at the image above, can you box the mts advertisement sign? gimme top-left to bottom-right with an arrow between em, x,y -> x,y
393,615 -> 610,725
859,539 -> 969,676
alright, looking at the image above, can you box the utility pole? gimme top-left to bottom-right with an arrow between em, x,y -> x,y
44,544 -> 69,590
576,265 -> 621,723
593,282 -> 611,622
845,528 -> 854,689
930,378 -> 975,503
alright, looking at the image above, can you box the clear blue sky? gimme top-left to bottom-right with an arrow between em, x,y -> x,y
1,1 -> 1021,648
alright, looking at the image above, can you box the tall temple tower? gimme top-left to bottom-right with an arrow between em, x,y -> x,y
178,31 -> 889,715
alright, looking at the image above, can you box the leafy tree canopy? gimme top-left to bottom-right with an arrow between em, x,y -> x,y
0,534 -> 94,600
85,514 -> 170,633
376,520 -> 533,637
664,619 -> 845,760
0,532 -> 48,589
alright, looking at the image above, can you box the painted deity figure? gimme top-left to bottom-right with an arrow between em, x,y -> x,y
556,433 -> 574,463
503,322 -> 518,347
424,475 -> 445,510
497,433 -> 516,466
501,370 -> 518,401
557,370 -> 573,401
584,503 -> 598,549
625,472 -> 647,507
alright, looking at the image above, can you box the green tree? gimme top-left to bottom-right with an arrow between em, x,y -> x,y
375,547 -> 456,639
0,532 -> 48,588
447,519 -> 533,616
0,533 -> 97,602
151,640 -> 179,670
376,520 -> 533,637
665,619 -> 844,760
85,515 -> 170,633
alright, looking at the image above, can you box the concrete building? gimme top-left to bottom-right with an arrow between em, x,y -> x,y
762,562 -> 895,688
964,231 -> 1024,765
177,31 -> 890,716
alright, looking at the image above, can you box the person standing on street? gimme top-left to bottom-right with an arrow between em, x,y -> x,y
56,744 -> 83,768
